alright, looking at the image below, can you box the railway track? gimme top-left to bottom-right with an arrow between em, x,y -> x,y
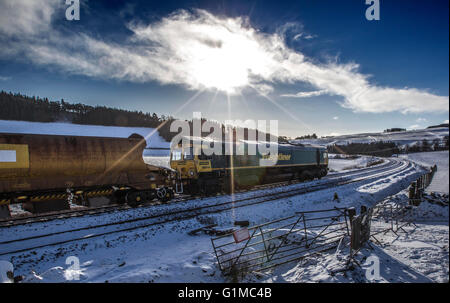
0,158 -> 414,256
0,158 -> 393,227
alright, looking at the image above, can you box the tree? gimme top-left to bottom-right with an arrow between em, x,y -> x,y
421,139 -> 430,152
278,136 -> 290,143
432,138 -> 441,151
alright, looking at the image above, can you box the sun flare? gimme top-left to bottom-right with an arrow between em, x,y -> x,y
149,13 -> 274,94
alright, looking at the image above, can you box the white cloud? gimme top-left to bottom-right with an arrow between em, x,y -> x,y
0,0 -> 59,36
0,76 -> 11,81
416,117 -> 427,123
303,34 -> 316,40
409,124 -> 421,130
0,5 -> 448,114
293,33 -> 316,40
333,116 -> 339,120
444,120 -> 449,124
280,89 -> 328,98
293,33 -> 303,40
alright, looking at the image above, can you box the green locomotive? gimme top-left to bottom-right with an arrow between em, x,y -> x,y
170,138 -> 328,195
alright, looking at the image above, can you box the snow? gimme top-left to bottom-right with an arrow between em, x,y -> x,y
328,154 -> 380,172
0,119 -> 447,283
293,127 -> 449,148
0,119 -> 169,149
0,260 -> 14,283
143,156 -> 170,169
399,151 -> 449,194
255,190 -> 448,283
0,157 -> 433,283
369,191 -> 449,283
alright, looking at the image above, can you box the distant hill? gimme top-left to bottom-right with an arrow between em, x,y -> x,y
292,126 -> 449,156
293,126 -> 449,147
0,90 -> 177,140
0,91 -> 275,143
427,123 -> 449,129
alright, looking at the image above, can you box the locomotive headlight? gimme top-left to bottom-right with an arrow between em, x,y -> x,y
189,170 -> 195,176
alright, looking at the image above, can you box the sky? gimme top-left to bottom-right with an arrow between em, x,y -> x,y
0,0 -> 448,138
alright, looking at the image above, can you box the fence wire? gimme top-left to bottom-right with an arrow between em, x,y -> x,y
211,208 -> 349,275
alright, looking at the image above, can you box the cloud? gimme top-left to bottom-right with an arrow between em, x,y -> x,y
280,89 -> 328,98
416,117 -> 427,123
303,34 -> 316,40
444,120 -> 449,124
333,116 -> 339,120
0,76 -> 11,81
0,0 -> 59,36
293,34 -> 303,40
0,4 -> 448,114
409,124 -> 421,129
293,33 -> 316,41
326,132 -> 340,137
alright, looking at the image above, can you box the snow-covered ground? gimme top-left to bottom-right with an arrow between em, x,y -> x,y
399,151 -> 449,194
255,190 -> 448,283
293,127 -> 449,148
0,120 -> 447,283
328,154 -> 380,172
0,156 -> 432,283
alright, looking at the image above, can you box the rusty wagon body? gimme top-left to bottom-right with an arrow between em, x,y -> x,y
0,133 -> 174,214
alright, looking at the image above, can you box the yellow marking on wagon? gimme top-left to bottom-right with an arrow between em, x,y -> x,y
0,144 -> 29,169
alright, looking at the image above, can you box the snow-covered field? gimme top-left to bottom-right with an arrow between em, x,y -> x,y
0,120 -> 448,283
1,156 -> 436,283
256,190 -> 449,283
399,151 -> 449,194
328,154 -> 380,172
294,127 -> 449,148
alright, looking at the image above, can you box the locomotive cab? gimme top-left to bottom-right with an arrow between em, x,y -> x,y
170,143 -> 213,180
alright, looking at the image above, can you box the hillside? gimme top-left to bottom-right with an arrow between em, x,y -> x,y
293,127 -> 449,148
0,91 -> 274,143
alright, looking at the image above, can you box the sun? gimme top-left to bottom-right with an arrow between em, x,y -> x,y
186,37 -> 251,94
178,23 -> 267,94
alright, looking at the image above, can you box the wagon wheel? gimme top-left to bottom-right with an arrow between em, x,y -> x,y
156,187 -> 172,203
125,191 -> 143,207
299,171 -> 312,182
114,190 -> 128,205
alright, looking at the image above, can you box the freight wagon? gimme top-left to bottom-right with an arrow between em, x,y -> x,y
0,133 -> 174,217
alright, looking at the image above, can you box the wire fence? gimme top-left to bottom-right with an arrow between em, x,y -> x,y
409,164 -> 437,206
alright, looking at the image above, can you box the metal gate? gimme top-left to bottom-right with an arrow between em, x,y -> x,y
211,208 -> 350,275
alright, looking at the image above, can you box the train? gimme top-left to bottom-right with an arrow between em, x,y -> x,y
0,133 -> 328,217
170,137 -> 329,195
0,133 -> 175,216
